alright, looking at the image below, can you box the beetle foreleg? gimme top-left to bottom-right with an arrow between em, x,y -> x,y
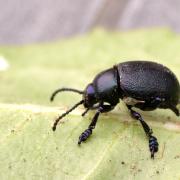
78,104 -> 115,145
78,108 -> 101,145
127,105 -> 159,159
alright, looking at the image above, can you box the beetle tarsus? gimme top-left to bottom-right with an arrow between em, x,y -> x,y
78,128 -> 92,145
149,136 -> 159,159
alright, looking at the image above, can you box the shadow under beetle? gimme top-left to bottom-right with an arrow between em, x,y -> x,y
50,61 -> 180,159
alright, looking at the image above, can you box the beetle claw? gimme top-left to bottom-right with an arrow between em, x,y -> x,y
150,149 -> 155,159
78,140 -> 82,145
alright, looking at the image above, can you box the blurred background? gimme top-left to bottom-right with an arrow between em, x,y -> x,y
1,0 -> 180,45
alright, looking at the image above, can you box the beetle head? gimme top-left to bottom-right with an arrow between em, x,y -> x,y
50,84 -> 99,131
83,83 -> 98,108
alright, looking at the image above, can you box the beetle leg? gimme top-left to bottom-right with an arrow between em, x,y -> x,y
78,104 -> 114,145
127,105 -> 159,159
78,108 -> 101,145
150,97 -> 179,116
81,108 -> 90,117
169,105 -> 179,116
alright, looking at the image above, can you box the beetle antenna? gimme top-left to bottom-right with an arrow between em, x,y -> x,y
50,88 -> 84,102
52,100 -> 84,131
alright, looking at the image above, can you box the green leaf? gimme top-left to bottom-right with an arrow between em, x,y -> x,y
0,29 -> 180,180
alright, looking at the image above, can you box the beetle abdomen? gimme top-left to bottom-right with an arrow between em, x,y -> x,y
117,61 -> 180,105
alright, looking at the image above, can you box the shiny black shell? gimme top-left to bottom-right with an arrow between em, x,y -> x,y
117,61 -> 180,107
93,68 -> 119,105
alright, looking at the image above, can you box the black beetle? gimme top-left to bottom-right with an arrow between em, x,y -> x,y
50,61 -> 180,158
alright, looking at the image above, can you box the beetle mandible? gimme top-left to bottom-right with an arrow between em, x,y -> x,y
50,61 -> 180,158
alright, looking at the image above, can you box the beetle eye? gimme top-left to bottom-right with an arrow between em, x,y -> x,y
84,84 -> 97,107
87,84 -> 95,95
